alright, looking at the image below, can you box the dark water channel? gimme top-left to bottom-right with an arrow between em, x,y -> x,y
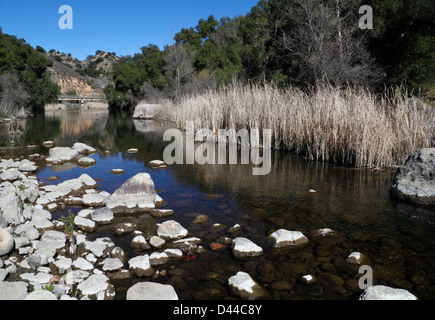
1,109 -> 435,300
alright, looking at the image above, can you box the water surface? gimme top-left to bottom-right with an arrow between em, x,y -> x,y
1,109 -> 434,300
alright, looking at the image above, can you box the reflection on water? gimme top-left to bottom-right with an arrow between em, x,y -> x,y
44,109 -> 109,141
2,110 -> 435,300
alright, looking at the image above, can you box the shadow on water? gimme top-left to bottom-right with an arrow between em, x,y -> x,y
2,109 -> 435,300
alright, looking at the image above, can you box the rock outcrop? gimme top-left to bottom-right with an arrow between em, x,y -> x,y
390,148 -> 435,206
133,104 -> 163,120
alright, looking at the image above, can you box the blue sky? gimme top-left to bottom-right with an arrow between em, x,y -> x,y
0,0 -> 259,60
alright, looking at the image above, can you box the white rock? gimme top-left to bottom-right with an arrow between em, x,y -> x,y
126,282 -> 178,300
91,207 -> 114,225
73,143 -> 96,154
172,237 -> 202,247
52,257 -> 72,273
157,220 -> 188,240
101,258 -> 123,272
25,290 -> 57,300
74,216 -> 97,233
46,147 -> 79,164
84,237 -> 115,258
72,257 -> 94,271
78,157 -> 97,167
132,104 -> 163,120
128,255 -> 154,277
232,237 -> 263,259
0,282 -> 29,300
268,229 -> 309,248
149,252 -> 169,266
20,272 -> 53,284
301,274 -> 316,284
63,270 -> 90,286
106,173 -> 157,213
131,235 -> 150,250
77,274 -> 115,300
82,193 -> 107,207
149,236 -> 165,248
346,252 -> 368,265
110,169 -> 125,175
0,227 -> 14,256
148,160 -> 166,167
18,160 -> 38,172
359,285 -> 418,300
164,249 -> 183,259
0,168 -> 25,181
228,271 -> 268,300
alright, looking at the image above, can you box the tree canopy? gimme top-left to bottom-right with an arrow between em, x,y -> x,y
105,0 -> 434,109
0,28 -> 59,116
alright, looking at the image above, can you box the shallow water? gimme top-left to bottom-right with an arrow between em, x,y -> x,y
1,109 -> 434,300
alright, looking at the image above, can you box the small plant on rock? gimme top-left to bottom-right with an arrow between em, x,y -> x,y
60,210 -> 76,255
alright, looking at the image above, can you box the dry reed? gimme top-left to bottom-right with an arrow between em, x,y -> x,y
173,83 -> 434,168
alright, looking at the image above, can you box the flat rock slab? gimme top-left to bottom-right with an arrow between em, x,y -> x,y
46,147 -> 79,164
157,220 -> 188,240
0,281 -> 29,300
268,229 -> 309,248
91,207 -> 114,225
25,290 -> 57,300
77,274 -> 115,300
126,282 -> 178,300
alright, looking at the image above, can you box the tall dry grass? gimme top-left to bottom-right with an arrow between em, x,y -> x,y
173,83 -> 435,168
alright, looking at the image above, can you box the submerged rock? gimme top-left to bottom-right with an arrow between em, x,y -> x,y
390,148 -> 435,206
345,252 -> 368,265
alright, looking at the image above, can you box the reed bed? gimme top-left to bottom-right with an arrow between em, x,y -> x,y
173,83 -> 434,168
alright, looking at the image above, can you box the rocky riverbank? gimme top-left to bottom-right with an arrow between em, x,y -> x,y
0,142 -> 420,300
390,148 -> 435,207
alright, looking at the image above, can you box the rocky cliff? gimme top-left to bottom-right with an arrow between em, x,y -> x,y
47,61 -> 103,96
45,51 -> 118,97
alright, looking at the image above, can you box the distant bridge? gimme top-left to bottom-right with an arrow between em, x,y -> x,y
57,95 -> 108,103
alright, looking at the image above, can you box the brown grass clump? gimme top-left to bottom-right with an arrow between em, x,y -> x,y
174,83 -> 434,168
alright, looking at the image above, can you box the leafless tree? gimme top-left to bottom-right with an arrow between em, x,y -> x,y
164,43 -> 196,99
274,0 -> 381,88
0,72 -> 29,118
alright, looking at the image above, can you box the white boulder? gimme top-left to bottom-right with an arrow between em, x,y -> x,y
232,237 -> 263,259
359,285 -> 417,300
268,229 -> 309,248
